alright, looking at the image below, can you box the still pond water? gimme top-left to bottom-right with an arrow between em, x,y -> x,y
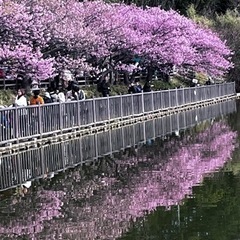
0,100 -> 240,240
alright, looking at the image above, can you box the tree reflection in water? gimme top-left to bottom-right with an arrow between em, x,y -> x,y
0,120 -> 237,240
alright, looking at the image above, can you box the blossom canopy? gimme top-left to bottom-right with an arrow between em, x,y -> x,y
0,0 -> 233,80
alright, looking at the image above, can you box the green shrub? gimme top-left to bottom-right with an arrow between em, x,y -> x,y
110,84 -> 129,95
0,89 -> 15,106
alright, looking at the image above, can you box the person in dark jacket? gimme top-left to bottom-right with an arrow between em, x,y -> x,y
143,81 -> 152,92
98,77 -> 111,97
43,92 -> 53,104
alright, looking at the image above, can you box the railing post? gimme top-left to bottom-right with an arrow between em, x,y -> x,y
94,133 -> 98,160
168,89 -> 171,108
120,94 -> 123,120
202,86 -> 205,101
177,110 -> 180,132
160,90 -> 163,109
183,88 -> 185,105
40,147 -> 45,177
38,104 -> 42,138
194,88 -> 197,103
59,102 -> 63,133
175,88 -> 178,107
93,97 -> 96,125
77,100 -> 81,127
142,92 -> 145,114
15,106 -> 19,142
204,86 -> 207,101
121,126 -> 125,149
143,121 -> 146,143
131,93 -> 134,117
153,118 -> 156,139
107,97 -> 111,122
212,84 -> 215,99
109,128 -> 113,153
151,91 -> 154,111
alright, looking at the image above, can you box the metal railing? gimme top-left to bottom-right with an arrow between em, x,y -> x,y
0,99 -> 236,192
0,82 -> 235,145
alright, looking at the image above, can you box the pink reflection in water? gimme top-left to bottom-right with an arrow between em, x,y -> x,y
0,190 -> 65,239
0,120 -> 237,239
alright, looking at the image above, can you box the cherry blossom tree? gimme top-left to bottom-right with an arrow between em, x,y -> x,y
0,1 -> 55,80
0,0 -> 233,81
112,5 -> 233,76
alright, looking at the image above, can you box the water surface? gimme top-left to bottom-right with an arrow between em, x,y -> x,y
0,100 -> 239,240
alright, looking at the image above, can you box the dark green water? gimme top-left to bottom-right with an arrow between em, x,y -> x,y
0,100 -> 240,240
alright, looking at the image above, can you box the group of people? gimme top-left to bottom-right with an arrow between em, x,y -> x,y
10,79 -> 86,108
12,79 -> 152,109
4,71 -> 155,110
128,81 -> 152,94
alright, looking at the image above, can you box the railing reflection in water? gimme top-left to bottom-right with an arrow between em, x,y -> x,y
0,100 -> 236,192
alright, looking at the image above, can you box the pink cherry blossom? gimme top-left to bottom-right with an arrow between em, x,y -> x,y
0,0 -> 233,80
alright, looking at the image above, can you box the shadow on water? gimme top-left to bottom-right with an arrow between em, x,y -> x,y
0,100 -> 238,239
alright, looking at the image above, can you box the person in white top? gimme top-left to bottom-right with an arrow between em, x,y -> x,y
13,89 -> 28,137
66,85 -> 85,101
57,89 -> 66,103
14,89 -> 27,107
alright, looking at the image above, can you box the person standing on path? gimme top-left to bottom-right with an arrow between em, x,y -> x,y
97,75 -> 111,97
29,89 -> 44,105
13,89 -> 28,137
143,81 -> 152,92
14,89 -> 28,107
